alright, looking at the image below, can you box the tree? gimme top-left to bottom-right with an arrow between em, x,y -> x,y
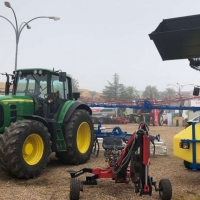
125,86 -> 140,101
102,73 -> 122,101
142,85 -> 159,99
72,78 -> 79,92
89,91 -> 97,99
162,88 -> 176,100
102,73 -> 139,101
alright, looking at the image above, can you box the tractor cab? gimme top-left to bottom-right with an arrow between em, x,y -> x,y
2,69 -> 73,118
10,68 -> 73,118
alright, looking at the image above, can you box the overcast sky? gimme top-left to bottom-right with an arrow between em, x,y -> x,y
0,0 -> 200,92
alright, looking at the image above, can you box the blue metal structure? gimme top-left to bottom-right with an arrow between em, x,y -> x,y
90,100 -> 200,112
94,122 -> 160,158
92,100 -> 200,168
95,121 -> 159,141
95,122 -> 132,141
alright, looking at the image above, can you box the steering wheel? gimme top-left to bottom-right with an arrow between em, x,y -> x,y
28,89 -> 35,93
27,89 -> 41,97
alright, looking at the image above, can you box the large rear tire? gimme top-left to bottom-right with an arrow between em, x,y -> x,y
0,134 -> 5,169
1,120 -> 51,178
56,109 -> 94,164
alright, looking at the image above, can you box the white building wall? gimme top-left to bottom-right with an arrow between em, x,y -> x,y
188,99 -> 200,120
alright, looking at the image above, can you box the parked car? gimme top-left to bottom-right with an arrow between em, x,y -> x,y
90,107 -> 117,124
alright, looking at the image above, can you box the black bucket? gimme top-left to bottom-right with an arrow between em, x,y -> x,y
149,14 -> 200,60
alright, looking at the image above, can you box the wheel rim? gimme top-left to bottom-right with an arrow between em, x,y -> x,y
22,134 -> 44,165
77,122 -> 91,154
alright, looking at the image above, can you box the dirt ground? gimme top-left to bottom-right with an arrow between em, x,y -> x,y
0,124 -> 200,200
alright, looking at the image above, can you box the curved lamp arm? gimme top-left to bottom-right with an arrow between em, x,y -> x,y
0,15 -> 16,33
19,16 -> 60,39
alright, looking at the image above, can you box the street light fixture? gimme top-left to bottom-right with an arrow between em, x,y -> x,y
2,1 -> 60,71
166,83 -> 194,96
166,83 -> 194,117
4,1 -> 11,8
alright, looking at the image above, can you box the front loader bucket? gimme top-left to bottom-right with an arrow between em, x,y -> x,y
149,14 -> 200,60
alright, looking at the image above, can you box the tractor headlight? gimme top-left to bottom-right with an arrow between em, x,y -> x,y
179,141 -> 190,149
33,70 -> 37,75
18,71 -> 22,76
38,70 -> 43,75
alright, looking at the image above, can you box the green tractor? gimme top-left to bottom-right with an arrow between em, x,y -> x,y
0,68 -> 94,179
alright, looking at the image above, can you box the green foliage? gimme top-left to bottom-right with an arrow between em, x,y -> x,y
89,91 -> 97,99
102,73 -> 139,101
142,85 -> 159,99
126,86 -> 140,100
161,87 -> 176,100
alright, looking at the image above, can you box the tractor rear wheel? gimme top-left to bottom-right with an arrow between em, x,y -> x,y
56,109 -> 94,165
0,134 -> 5,169
1,120 -> 51,178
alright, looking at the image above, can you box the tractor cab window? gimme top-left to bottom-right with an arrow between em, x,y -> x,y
51,75 -> 65,99
16,74 -> 47,97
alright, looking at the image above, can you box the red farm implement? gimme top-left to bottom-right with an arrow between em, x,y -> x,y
68,123 -> 172,200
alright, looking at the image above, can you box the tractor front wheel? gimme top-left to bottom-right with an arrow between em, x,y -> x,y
56,109 -> 94,164
1,120 -> 51,178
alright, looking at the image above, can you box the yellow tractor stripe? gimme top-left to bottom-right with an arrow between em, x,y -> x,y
2,99 -> 33,103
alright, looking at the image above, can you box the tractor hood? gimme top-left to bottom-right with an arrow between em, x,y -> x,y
0,95 -> 34,133
149,14 -> 200,60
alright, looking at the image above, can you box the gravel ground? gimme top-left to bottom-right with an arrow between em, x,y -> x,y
0,123 -> 200,200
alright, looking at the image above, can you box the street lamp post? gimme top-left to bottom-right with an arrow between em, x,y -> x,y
166,83 -> 194,97
166,83 -> 194,117
1,1 -> 60,71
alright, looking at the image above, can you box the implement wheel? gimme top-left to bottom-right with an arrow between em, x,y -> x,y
92,137 -> 99,158
56,109 -> 94,164
183,160 -> 192,169
159,114 -> 164,126
1,120 -> 51,178
159,179 -> 172,200
70,178 -> 81,200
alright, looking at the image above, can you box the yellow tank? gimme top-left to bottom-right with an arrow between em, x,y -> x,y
173,123 -> 200,163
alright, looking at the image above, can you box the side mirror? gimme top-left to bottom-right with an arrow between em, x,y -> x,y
73,92 -> 80,100
193,86 -> 200,96
59,72 -> 67,82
